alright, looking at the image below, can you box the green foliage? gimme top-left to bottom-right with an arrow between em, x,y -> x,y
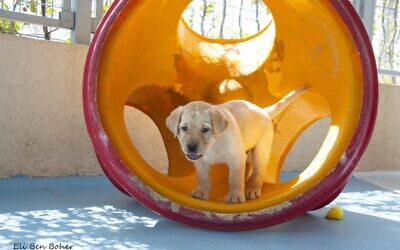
46,0 -> 56,16
205,3 -> 215,16
29,0 -> 37,13
0,19 -> 22,34
0,0 -> 8,10
198,2 -> 215,16
103,4 -> 109,13
0,0 -> 22,34
46,6 -> 53,16
13,21 -> 22,30
0,0 -> 66,41
0,19 -> 12,32
104,0 -> 112,13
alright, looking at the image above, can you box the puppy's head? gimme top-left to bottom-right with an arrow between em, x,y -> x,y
166,101 -> 228,161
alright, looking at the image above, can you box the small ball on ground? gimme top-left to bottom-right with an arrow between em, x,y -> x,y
325,205 -> 344,220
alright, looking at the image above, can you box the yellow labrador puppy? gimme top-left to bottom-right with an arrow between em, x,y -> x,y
166,86 -> 308,203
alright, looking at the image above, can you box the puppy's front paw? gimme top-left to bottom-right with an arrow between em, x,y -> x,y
224,192 -> 245,204
191,188 -> 209,200
245,186 -> 262,200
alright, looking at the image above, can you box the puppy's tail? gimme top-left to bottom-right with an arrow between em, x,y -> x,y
264,86 -> 309,118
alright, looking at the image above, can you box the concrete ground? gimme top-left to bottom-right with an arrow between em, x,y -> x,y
0,172 -> 399,250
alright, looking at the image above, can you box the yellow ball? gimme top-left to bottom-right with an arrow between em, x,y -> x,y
325,205 -> 344,220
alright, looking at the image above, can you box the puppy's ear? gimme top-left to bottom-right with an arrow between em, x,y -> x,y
166,106 -> 183,137
210,108 -> 228,137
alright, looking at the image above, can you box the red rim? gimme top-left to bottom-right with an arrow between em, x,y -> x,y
83,0 -> 378,230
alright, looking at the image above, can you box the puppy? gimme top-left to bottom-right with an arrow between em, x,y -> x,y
166,86 -> 308,203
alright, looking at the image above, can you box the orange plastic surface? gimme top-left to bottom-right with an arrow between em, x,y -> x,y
96,0 -> 362,213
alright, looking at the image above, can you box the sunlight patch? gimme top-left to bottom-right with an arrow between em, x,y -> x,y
334,190 -> 400,222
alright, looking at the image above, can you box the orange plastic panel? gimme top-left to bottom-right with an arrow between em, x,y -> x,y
95,0 -> 363,214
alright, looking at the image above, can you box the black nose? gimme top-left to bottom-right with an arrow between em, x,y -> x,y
186,143 -> 198,153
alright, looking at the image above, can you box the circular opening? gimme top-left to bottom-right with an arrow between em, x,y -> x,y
280,118 -> 331,182
124,106 -> 169,175
177,1 -> 276,78
182,0 -> 273,40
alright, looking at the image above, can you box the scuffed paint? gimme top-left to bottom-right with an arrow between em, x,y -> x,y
99,132 -> 108,144
129,175 -> 169,203
339,153 -> 349,165
212,201 -> 292,221
171,203 -> 181,213
129,175 -> 292,222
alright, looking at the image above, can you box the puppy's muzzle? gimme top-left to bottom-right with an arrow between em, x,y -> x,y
185,143 -> 202,160
186,143 -> 198,152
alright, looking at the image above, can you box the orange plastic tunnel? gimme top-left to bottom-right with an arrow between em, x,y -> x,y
83,0 -> 378,230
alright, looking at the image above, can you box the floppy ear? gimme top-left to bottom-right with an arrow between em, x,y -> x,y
210,108 -> 228,136
166,106 -> 183,137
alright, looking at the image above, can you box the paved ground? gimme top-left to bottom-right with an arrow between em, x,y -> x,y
0,173 -> 399,250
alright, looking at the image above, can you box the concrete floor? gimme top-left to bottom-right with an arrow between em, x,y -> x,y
0,172 -> 399,250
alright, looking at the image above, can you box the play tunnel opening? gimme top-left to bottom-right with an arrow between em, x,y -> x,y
279,117 -> 331,182
124,106 -> 169,175
182,0 -> 273,40
178,0 -> 276,78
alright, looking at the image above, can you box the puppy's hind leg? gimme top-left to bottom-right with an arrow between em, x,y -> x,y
245,132 -> 273,200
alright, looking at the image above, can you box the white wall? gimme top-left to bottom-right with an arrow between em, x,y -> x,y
0,34 -> 100,177
0,34 -> 398,178
358,84 -> 400,170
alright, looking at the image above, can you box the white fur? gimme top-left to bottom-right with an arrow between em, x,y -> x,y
166,86 -> 308,203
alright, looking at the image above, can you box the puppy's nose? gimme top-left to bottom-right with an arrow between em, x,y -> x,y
186,143 -> 198,153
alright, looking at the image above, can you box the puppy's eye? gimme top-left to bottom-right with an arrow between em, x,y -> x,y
201,127 -> 210,133
181,126 -> 188,131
